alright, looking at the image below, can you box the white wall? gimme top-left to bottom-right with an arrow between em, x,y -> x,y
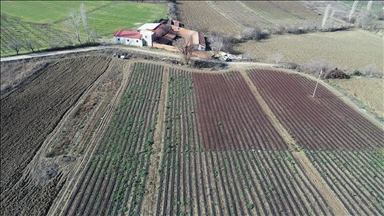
114,36 -> 143,47
140,31 -> 155,47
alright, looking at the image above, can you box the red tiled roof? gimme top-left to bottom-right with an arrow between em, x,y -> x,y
114,30 -> 141,39
154,24 -> 164,37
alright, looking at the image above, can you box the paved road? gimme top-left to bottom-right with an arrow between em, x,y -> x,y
0,45 -> 277,68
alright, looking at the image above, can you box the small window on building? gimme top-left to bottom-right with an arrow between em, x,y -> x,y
127,39 -> 129,41
145,35 -> 147,38
136,40 -> 139,42
117,38 -> 120,41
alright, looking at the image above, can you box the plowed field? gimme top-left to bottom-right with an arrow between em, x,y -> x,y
0,56 -> 112,215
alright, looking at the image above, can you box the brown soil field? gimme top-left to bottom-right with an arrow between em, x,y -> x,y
235,29 -> 383,72
206,1 -> 272,29
241,1 -> 322,27
0,56 -> 120,215
330,77 -> 384,118
176,1 -> 240,34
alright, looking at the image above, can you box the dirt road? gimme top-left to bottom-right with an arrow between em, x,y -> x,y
0,45 -> 276,68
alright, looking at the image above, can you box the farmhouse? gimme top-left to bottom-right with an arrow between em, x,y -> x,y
113,22 -> 206,51
113,23 -> 162,47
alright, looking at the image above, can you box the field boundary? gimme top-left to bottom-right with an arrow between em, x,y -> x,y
141,66 -> 169,215
292,151 -> 349,215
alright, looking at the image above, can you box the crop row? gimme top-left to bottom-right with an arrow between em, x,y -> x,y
306,149 -> 384,215
155,70 -> 332,215
62,62 -> 164,216
193,71 -> 286,150
156,69 -> 199,215
159,149 -> 334,215
248,69 -> 384,150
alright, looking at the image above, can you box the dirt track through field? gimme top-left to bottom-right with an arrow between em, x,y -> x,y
239,70 -> 296,150
293,152 -> 349,215
240,70 -> 349,215
49,60 -> 132,215
141,67 -> 169,216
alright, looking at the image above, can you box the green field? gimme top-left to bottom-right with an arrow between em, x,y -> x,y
1,1 -> 167,56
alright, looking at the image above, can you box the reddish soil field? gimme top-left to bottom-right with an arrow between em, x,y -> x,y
193,72 -> 286,150
0,56 -> 111,215
248,69 -> 384,150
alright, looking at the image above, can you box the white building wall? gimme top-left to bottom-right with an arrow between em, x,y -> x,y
140,30 -> 155,47
114,36 -> 143,47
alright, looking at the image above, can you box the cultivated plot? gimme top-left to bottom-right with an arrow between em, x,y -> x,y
305,149 -> 384,215
248,69 -> 384,150
0,56 -> 112,215
176,1 -> 240,34
60,62 -> 164,215
193,71 -> 286,150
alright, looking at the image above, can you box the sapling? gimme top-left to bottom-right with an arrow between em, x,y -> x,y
322,4 -> 331,30
349,1 -> 359,22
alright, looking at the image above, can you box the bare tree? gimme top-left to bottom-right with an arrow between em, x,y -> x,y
358,8 -> 375,29
174,36 -> 194,64
367,0 -> 372,11
349,1 -> 358,23
64,10 -> 82,44
208,31 -> 224,54
24,39 -> 39,52
7,40 -> 24,55
243,27 -> 262,40
267,53 -> 284,64
302,58 -> 334,76
322,4 -> 331,30
89,29 -> 101,42
80,3 -> 90,42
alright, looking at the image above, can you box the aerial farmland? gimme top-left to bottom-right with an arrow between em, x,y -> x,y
1,1 -> 383,216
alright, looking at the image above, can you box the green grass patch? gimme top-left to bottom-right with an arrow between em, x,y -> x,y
1,1 -> 167,36
1,1 -> 167,56
1,1 -> 112,23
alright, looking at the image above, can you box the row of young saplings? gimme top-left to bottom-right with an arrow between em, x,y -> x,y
62,63 -> 164,215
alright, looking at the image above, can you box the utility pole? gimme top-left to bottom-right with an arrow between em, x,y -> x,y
312,69 -> 323,98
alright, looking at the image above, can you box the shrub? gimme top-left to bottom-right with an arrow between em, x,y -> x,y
353,70 -> 361,76
360,63 -> 379,77
282,62 -> 301,71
